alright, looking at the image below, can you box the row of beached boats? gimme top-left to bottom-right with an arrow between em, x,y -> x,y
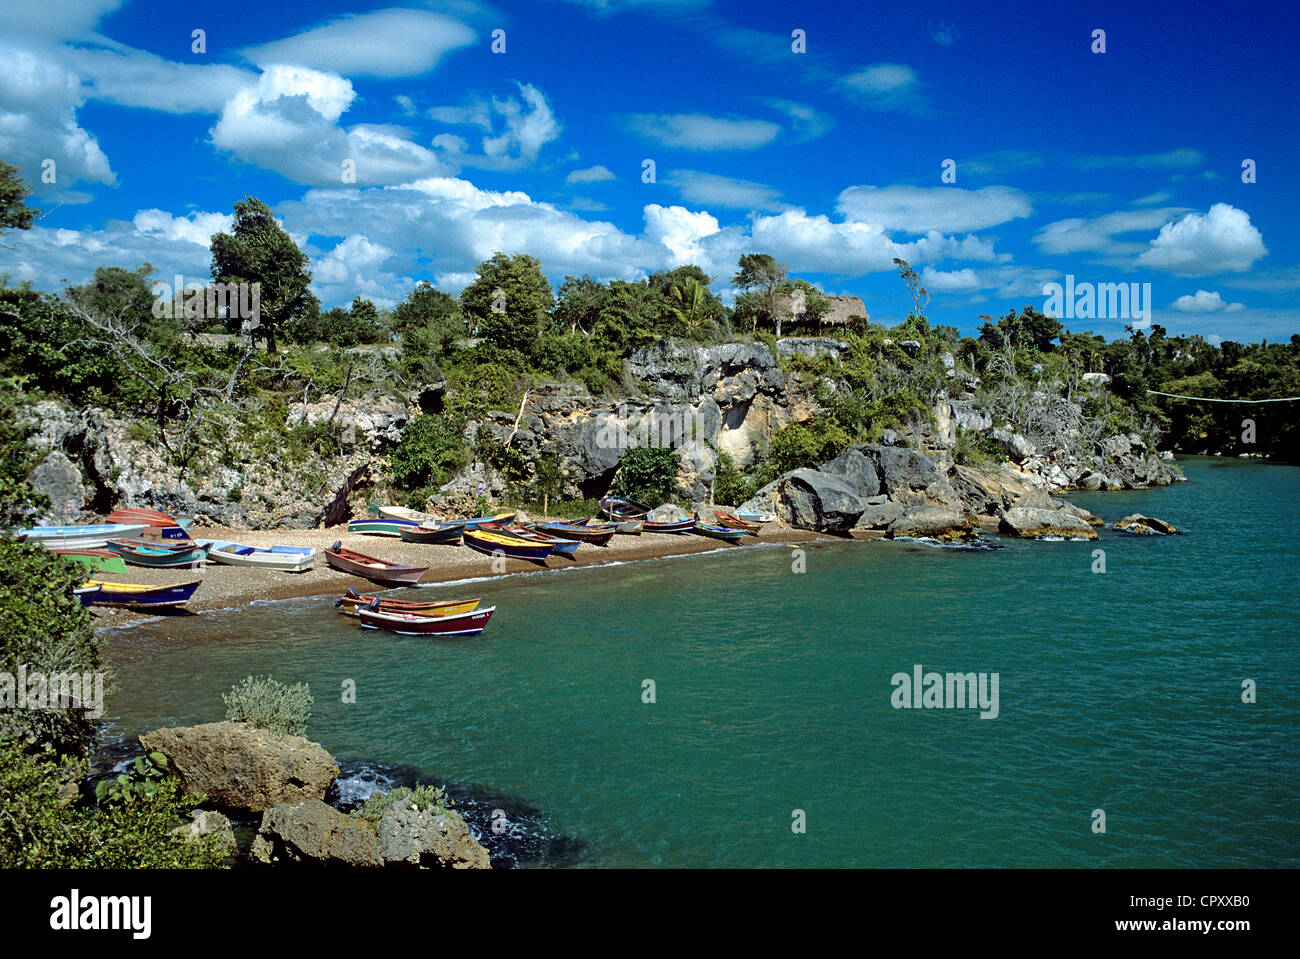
17,497 -> 778,631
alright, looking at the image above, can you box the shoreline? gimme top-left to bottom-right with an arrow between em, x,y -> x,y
87,523 -> 861,626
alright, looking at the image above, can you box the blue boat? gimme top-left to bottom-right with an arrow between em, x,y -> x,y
17,523 -> 148,550
82,579 -> 202,609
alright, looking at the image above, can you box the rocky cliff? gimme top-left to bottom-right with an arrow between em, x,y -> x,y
17,338 -> 1182,530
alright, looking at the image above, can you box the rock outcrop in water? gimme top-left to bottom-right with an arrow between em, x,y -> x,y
1115,514 -> 1181,535
998,506 -> 1099,540
139,721 -> 339,813
249,797 -> 491,869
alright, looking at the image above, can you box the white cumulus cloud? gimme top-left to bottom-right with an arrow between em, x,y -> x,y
1137,203 -> 1267,275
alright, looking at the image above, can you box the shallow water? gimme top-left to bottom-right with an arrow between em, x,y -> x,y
99,458 -> 1300,867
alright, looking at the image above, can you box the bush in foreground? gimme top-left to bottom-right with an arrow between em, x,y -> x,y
223,675 -> 313,737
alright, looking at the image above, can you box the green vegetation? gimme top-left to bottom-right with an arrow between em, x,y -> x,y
712,451 -> 757,506
356,784 -> 455,823
0,538 -> 103,755
0,739 -> 227,868
222,675 -> 313,737
612,445 -> 682,505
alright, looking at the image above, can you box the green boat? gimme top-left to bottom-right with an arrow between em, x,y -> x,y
346,518 -> 419,536
52,550 -> 129,575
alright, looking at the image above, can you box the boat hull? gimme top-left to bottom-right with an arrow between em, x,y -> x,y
359,605 -> 496,636
463,529 -> 553,562
599,496 -> 651,520
83,579 -> 202,608
398,524 -> 464,545
643,519 -> 695,534
208,543 -> 317,572
481,523 -> 581,558
107,540 -> 210,568
347,519 -> 419,536
692,522 -> 749,542
336,594 -> 481,617
713,511 -> 761,533
530,522 -> 615,546
18,523 -> 147,550
325,547 -> 427,586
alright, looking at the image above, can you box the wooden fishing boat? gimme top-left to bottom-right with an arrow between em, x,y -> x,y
106,507 -> 182,528
50,549 -> 129,575
713,510 -> 761,534
358,603 -> 496,636
600,496 -> 651,520
17,523 -> 147,550
461,512 -> 517,530
347,518 -> 419,536
480,523 -> 581,558
74,584 -> 102,606
334,589 -> 481,617
569,516 -> 642,535
642,518 -> 695,534
463,528 -> 553,562
692,522 -> 750,543
82,579 -> 202,609
377,505 -> 449,524
735,509 -> 777,524
106,539 -> 210,568
529,521 -> 616,546
324,542 -> 427,585
205,542 -> 317,572
398,523 -> 465,545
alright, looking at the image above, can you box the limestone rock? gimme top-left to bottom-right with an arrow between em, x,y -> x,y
776,469 -> 864,532
1115,514 -> 1180,535
998,506 -> 1099,540
886,506 -> 977,542
139,721 -> 339,813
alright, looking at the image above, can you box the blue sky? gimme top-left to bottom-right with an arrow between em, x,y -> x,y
1,0 -> 1296,342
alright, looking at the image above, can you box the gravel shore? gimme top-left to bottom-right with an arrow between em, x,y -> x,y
86,522 -> 866,625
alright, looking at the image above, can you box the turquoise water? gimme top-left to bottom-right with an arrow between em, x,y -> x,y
99,458 -> 1299,867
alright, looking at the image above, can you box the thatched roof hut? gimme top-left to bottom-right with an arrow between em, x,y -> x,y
775,293 -> 869,331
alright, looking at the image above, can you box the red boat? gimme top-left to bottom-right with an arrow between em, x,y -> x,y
107,507 -> 180,527
357,603 -> 496,636
324,542 -> 427,586
713,510 -> 760,534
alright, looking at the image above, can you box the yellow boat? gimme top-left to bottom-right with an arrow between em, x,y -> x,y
333,591 -> 482,618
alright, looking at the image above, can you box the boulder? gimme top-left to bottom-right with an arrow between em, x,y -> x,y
171,809 -> 238,859
27,450 -> 87,522
998,507 -> 1099,540
139,721 -> 339,813
858,444 -> 942,498
647,503 -> 690,523
253,799 -> 383,867
1052,499 -> 1104,527
375,802 -> 491,869
777,469 -> 864,532
1115,514 -> 1180,535
854,500 -> 905,530
886,506 -> 977,542
818,448 -> 881,499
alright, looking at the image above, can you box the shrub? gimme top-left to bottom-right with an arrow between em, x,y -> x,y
757,418 -> 851,485
388,413 -> 468,491
356,784 -> 454,823
712,451 -> 756,506
222,675 -> 312,737
612,445 -> 682,506
0,540 -> 102,755
0,739 -> 228,868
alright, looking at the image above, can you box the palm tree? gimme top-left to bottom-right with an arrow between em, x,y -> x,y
668,279 -> 706,336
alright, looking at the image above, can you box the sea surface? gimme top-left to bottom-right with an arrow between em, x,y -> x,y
98,457 -> 1299,867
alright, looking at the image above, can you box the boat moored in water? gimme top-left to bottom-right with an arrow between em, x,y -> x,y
357,601 -> 496,636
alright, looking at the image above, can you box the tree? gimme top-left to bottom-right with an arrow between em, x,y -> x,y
666,278 -> 707,336
209,196 -> 314,352
553,275 -> 606,337
0,161 -> 38,246
460,253 -> 553,356
612,445 -> 682,506
731,253 -> 788,334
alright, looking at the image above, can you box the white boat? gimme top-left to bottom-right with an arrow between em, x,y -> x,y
735,510 -> 777,524
16,523 -> 148,550
201,541 -> 317,572
377,505 -> 443,524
